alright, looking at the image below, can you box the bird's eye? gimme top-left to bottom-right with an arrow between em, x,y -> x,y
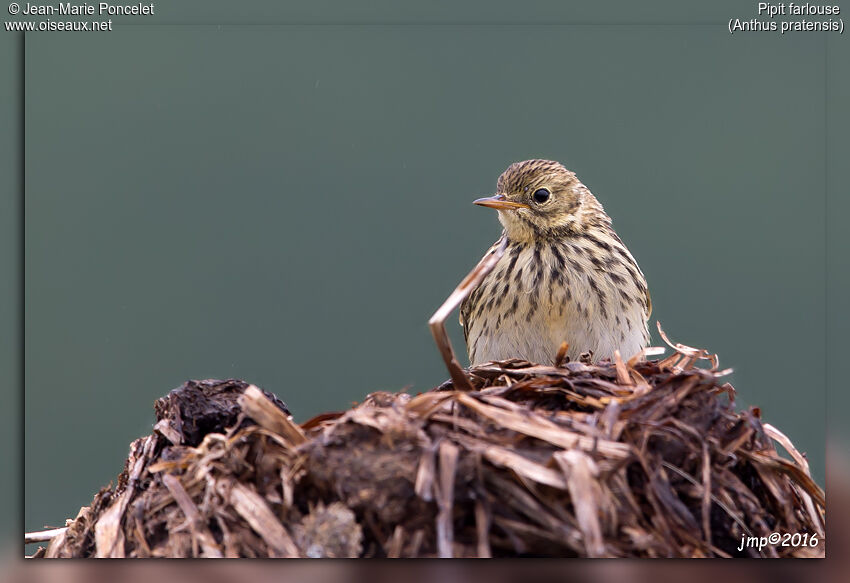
532,188 -> 551,204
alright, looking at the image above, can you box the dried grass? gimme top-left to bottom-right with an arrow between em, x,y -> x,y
37,343 -> 824,558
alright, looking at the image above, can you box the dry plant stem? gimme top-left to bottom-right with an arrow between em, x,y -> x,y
25,527 -> 68,545
436,441 -> 459,558
93,433 -> 157,558
555,450 -> 605,557
239,385 -> 306,446
429,237 -> 508,391
162,473 -> 223,558
219,480 -> 300,557
656,321 -> 719,371
763,423 -> 825,536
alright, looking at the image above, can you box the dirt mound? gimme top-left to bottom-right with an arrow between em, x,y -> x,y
37,349 -> 824,558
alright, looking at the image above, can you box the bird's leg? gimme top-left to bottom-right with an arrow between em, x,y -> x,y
428,237 -> 508,391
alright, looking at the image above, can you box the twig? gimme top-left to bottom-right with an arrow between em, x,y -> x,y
429,236 -> 508,391
436,441 -> 459,558
763,422 -> 824,535
239,385 -> 306,446
162,473 -> 223,558
25,527 -> 68,545
613,350 -> 632,386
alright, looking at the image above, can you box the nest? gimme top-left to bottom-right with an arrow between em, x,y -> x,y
36,344 -> 825,558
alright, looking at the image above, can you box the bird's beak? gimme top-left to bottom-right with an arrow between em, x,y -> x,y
473,193 -> 530,210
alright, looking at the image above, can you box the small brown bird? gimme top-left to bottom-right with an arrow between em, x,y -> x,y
460,160 -> 651,366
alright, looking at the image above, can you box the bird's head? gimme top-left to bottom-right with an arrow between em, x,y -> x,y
474,159 -> 606,241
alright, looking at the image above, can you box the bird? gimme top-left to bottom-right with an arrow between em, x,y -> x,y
460,159 -> 651,366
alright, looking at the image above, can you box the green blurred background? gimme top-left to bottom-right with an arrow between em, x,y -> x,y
4,1 -> 844,540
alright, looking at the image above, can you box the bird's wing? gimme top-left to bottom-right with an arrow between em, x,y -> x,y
645,287 -> 652,319
460,234 -> 507,343
459,295 -> 472,344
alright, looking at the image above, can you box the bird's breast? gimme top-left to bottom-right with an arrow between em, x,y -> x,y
464,237 -> 649,365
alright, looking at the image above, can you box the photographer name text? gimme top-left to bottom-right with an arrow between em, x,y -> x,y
17,2 -> 153,16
